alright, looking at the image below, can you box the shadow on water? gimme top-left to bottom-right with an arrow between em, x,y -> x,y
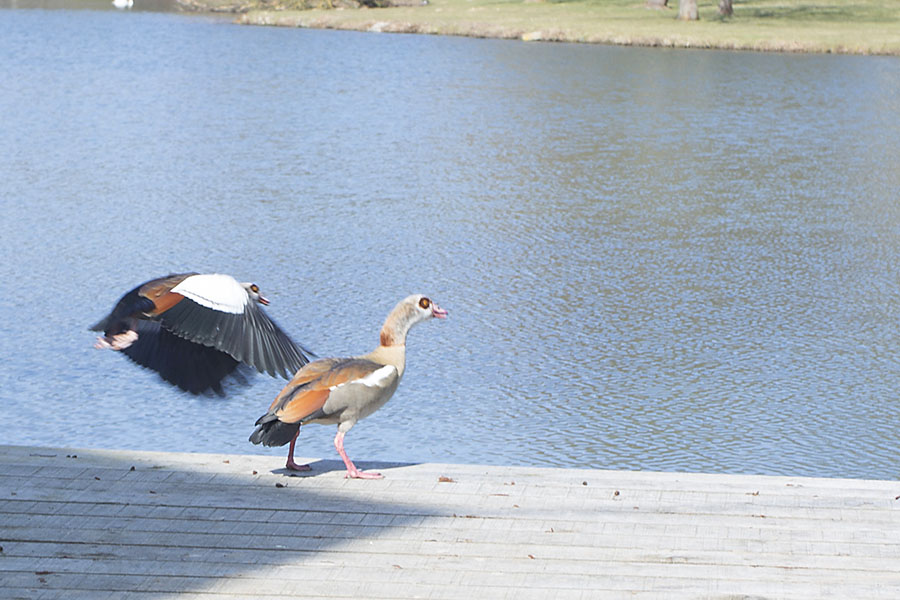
0,446 -> 442,598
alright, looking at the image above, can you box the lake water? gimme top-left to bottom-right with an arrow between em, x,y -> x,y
1,5 -> 899,480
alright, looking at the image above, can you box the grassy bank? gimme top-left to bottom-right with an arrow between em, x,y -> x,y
233,0 -> 900,55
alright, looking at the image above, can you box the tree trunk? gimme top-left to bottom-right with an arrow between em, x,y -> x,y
678,0 -> 698,20
718,0 -> 733,16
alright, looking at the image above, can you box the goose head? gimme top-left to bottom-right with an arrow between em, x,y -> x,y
242,282 -> 269,305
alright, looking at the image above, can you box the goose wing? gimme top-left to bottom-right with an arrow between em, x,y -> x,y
260,358 -> 398,425
120,321 -> 242,395
160,274 -> 312,379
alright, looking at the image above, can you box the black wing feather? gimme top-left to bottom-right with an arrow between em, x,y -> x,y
159,296 -> 312,378
120,321 -> 242,395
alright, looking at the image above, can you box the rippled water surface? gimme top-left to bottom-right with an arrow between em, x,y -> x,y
2,6 -> 900,479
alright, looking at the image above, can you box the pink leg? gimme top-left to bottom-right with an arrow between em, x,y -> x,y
334,431 -> 382,479
285,426 -> 311,472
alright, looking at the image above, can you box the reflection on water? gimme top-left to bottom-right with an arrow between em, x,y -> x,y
1,7 -> 899,479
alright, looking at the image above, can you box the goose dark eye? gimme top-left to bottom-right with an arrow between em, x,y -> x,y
250,284 -> 259,294
419,297 -> 431,310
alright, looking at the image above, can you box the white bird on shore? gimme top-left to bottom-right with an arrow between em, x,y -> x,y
113,0 -> 134,9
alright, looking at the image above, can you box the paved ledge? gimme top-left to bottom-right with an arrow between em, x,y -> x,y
1,444 -> 899,599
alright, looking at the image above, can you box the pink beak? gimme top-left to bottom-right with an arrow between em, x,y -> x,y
432,304 -> 448,319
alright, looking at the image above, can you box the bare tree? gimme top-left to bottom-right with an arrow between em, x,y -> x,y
678,0 -> 698,20
718,0 -> 733,16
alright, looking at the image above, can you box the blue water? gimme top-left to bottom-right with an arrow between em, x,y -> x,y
2,6 -> 900,479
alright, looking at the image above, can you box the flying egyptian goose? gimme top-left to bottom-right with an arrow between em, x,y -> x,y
249,294 -> 447,479
91,272 -> 313,395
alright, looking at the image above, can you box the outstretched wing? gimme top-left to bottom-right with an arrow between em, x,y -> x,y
120,321 -> 244,395
161,274 -> 312,379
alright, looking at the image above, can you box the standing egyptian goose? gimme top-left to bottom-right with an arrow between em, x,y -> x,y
249,294 -> 447,479
91,272 -> 312,395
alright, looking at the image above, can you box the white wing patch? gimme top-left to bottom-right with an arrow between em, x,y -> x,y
330,365 -> 396,391
171,274 -> 248,315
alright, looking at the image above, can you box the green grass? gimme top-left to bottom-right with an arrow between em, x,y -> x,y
236,0 -> 900,55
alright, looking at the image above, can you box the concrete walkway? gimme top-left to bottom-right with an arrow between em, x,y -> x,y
1,444 -> 899,599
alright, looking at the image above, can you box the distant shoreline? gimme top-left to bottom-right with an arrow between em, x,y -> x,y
201,0 -> 900,56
